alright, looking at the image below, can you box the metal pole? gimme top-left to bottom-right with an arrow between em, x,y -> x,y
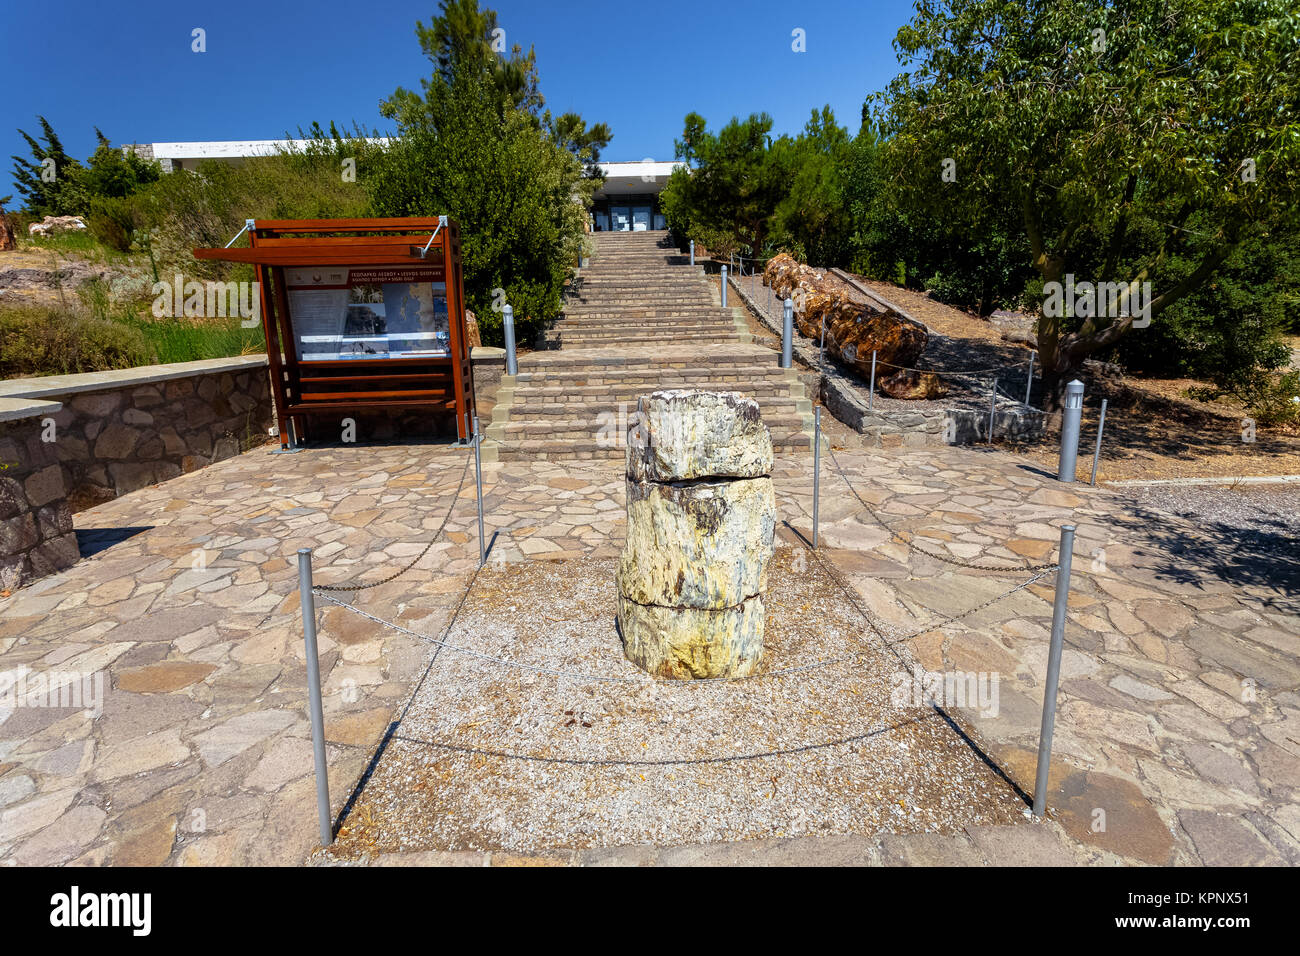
1056,379 -> 1085,482
987,378 -> 997,445
1024,352 -> 1035,406
1089,399 -> 1108,487
721,265 -> 728,308
812,407 -> 821,550
502,305 -> 518,376
1033,524 -> 1076,817
689,239 -> 695,266
781,298 -> 793,369
297,549 -> 332,847
868,351 -> 877,410
473,415 -> 485,566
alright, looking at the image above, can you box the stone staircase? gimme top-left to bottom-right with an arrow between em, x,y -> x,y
483,230 -> 815,461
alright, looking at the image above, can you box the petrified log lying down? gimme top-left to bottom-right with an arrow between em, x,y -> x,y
764,254 -> 935,399
617,390 -> 775,679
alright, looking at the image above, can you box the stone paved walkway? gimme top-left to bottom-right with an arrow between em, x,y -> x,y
1,433 -> 1297,865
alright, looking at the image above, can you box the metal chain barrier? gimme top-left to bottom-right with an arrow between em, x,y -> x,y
311,452 -> 472,592
827,443 -> 1059,573
313,590 -> 858,687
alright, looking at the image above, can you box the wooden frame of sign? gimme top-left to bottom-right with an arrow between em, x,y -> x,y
195,217 -> 475,450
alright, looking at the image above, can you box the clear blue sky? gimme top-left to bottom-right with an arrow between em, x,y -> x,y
2,0 -> 918,200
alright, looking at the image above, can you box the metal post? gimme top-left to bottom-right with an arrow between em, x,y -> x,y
1024,352 -> 1035,406
987,378 -> 997,444
868,351 -> 877,410
1089,399 -> 1108,487
1056,379 -> 1085,482
297,549 -> 332,847
502,305 -> 518,376
473,415 -> 485,567
1033,524 -> 1076,817
689,239 -> 695,266
812,407 -> 821,550
781,298 -> 793,369
721,265 -> 728,308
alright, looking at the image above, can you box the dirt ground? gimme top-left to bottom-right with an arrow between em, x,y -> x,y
845,276 -> 1300,481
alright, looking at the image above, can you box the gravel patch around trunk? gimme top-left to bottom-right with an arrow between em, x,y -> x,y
323,549 -> 1027,857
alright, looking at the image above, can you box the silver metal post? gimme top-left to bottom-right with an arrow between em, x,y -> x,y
502,305 -> 518,376
1033,524 -> 1076,817
721,265 -> 728,308
1057,379 -> 1085,482
473,415 -> 485,566
868,351 -> 877,410
1024,352 -> 1035,406
689,239 -> 695,266
812,407 -> 821,550
781,298 -> 793,369
987,378 -> 997,445
1089,399 -> 1108,487
297,549 -> 332,847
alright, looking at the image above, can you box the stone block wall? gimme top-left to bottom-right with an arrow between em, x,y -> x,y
0,412 -> 79,590
44,363 -> 273,510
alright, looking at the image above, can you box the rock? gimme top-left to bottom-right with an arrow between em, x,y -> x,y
465,309 -> 482,349
764,253 -> 928,374
0,205 -> 15,251
627,390 -> 772,483
877,368 -> 948,400
1001,328 -> 1038,348
618,592 -> 765,679
619,477 -> 775,609
27,215 -> 87,237
617,390 -> 775,679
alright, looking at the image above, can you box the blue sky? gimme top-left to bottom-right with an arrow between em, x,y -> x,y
2,0 -> 919,200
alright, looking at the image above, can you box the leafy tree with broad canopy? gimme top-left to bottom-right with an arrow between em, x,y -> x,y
873,0 -> 1300,405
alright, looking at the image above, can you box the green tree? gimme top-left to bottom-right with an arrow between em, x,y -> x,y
369,0 -> 608,345
10,116 -> 86,216
874,0 -> 1300,406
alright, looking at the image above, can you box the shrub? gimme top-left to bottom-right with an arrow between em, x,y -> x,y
0,303 -> 154,377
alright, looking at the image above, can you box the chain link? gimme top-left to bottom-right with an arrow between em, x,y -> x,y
312,452 -> 472,592
826,444 -> 1060,573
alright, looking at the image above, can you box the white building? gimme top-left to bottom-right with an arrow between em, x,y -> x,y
125,142 -> 682,231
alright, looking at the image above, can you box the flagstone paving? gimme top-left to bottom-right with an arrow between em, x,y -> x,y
1,430 -> 1297,865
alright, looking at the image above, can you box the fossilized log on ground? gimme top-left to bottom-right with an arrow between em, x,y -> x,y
764,253 -> 930,397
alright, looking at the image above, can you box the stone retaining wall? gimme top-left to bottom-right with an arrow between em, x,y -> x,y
0,404 -> 78,590
0,356 -> 273,588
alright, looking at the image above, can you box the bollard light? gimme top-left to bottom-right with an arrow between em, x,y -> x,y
1056,379 -> 1085,482
721,265 -> 728,308
502,304 -> 518,376
689,239 -> 695,266
781,298 -> 794,369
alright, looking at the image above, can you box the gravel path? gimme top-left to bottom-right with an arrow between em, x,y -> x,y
323,549 -> 1026,857
1120,483 -> 1300,542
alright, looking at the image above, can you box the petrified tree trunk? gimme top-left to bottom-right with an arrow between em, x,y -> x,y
617,390 -> 775,679
764,254 -> 930,396
0,205 -> 15,252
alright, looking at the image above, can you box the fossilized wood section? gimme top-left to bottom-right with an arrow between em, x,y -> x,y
618,592 -> 765,679
619,477 -> 775,609
764,253 -> 929,389
617,389 -> 775,679
627,389 -> 773,483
